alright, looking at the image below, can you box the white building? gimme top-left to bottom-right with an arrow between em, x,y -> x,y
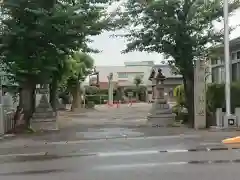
92,61 -> 182,101
95,61 -> 154,88
210,37 -> 240,83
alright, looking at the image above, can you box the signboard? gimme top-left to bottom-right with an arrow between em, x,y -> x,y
194,60 -> 206,129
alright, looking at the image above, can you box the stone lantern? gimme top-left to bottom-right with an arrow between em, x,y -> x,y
147,68 -> 175,127
30,84 -> 58,131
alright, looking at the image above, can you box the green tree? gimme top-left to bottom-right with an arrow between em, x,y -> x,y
65,52 -> 94,111
119,0 -> 240,127
133,75 -> 143,101
0,0 -> 114,126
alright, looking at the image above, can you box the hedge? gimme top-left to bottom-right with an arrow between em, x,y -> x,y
85,95 -> 108,104
173,84 -> 185,106
206,83 -> 240,112
173,83 -> 240,113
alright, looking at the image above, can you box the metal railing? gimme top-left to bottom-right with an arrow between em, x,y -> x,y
3,109 -> 15,133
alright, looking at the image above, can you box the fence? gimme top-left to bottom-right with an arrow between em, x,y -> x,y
3,109 -> 15,133
0,94 -> 17,135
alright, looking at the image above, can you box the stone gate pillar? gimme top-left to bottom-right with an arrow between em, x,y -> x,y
194,59 -> 206,129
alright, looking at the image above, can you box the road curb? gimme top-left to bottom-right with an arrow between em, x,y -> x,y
0,134 -> 16,140
0,146 -> 238,160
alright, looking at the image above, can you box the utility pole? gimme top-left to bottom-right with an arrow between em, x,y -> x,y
224,0 -> 231,116
223,0 -> 237,128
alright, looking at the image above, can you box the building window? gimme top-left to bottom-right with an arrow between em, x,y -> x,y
237,62 -> 240,81
212,67 -> 218,83
220,57 -> 224,64
232,52 -> 237,61
220,67 -> 225,83
237,51 -> 240,59
211,59 -> 217,65
232,63 -> 237,82
117,72 -> 128,78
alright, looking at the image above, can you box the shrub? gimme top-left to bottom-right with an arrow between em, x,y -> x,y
85,95 -> 108,104
98,89 -> 108,95
206,83 -> 240,113
84,86 -> 100,95
173,84 -> 185,106
172,104 -> 188,123
86,101 -> 95,108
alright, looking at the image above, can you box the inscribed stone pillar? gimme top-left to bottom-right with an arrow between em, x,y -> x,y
194,60 -> 206,129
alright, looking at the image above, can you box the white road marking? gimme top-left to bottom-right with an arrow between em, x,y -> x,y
94,162 -> 188,170
167,149 -> 189,153
98,150 -> 159,157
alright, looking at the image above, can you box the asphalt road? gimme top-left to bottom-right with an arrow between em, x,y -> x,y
0,133 -> 240,180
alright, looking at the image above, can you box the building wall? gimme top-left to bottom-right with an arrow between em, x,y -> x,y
210,37 -> 240,83
83,61 -> 183,102
95,61 -> 182,89
95,64 -> 153,87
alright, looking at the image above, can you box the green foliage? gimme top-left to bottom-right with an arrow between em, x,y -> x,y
117,0 -> 240,125
206,83 -> 240,112
86,101 -> 95,109
66,52 -> 94,90
85,86 -> 100,95
173,84 -> 185,106
86,95 -> 108,104
98,89 -> 109,95
133,75 -> 142,87
0,0 -> 114,85
120,0 -> 240,64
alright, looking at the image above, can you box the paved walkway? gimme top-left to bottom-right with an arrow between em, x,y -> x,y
0,103 -> 239,149
58,103 -> 151,127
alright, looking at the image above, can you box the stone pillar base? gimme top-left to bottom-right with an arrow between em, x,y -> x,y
147,113 -> 175,127
30,118 -> 58,131
31,93 -> 59,131
147,99 -> 175,127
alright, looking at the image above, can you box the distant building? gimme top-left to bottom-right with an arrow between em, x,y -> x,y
92,61 -> 182,101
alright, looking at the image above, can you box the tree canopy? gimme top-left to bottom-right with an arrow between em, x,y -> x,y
118,0 -> 240,126
0,0 -> 115,125
0,0 -> 113,84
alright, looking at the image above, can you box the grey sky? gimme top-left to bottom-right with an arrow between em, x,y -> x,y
89,8 -> 240,66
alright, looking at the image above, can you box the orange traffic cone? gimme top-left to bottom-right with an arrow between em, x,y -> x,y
222,136 -> 240,144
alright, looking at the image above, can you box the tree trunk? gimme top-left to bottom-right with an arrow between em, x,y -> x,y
49,77 -> 58,112
183,74 -> 194,128
71,81 -> 82,111
19,81 -> 36,128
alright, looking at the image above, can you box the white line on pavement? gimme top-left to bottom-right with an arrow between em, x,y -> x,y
94,162 -> 188,170
167,149 -> 189,153
98,150 -> 159,157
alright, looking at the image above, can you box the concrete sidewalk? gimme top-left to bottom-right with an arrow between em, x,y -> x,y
0,126 -> 240,149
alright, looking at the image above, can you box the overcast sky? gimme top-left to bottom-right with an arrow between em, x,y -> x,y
89,6 -> 240,66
